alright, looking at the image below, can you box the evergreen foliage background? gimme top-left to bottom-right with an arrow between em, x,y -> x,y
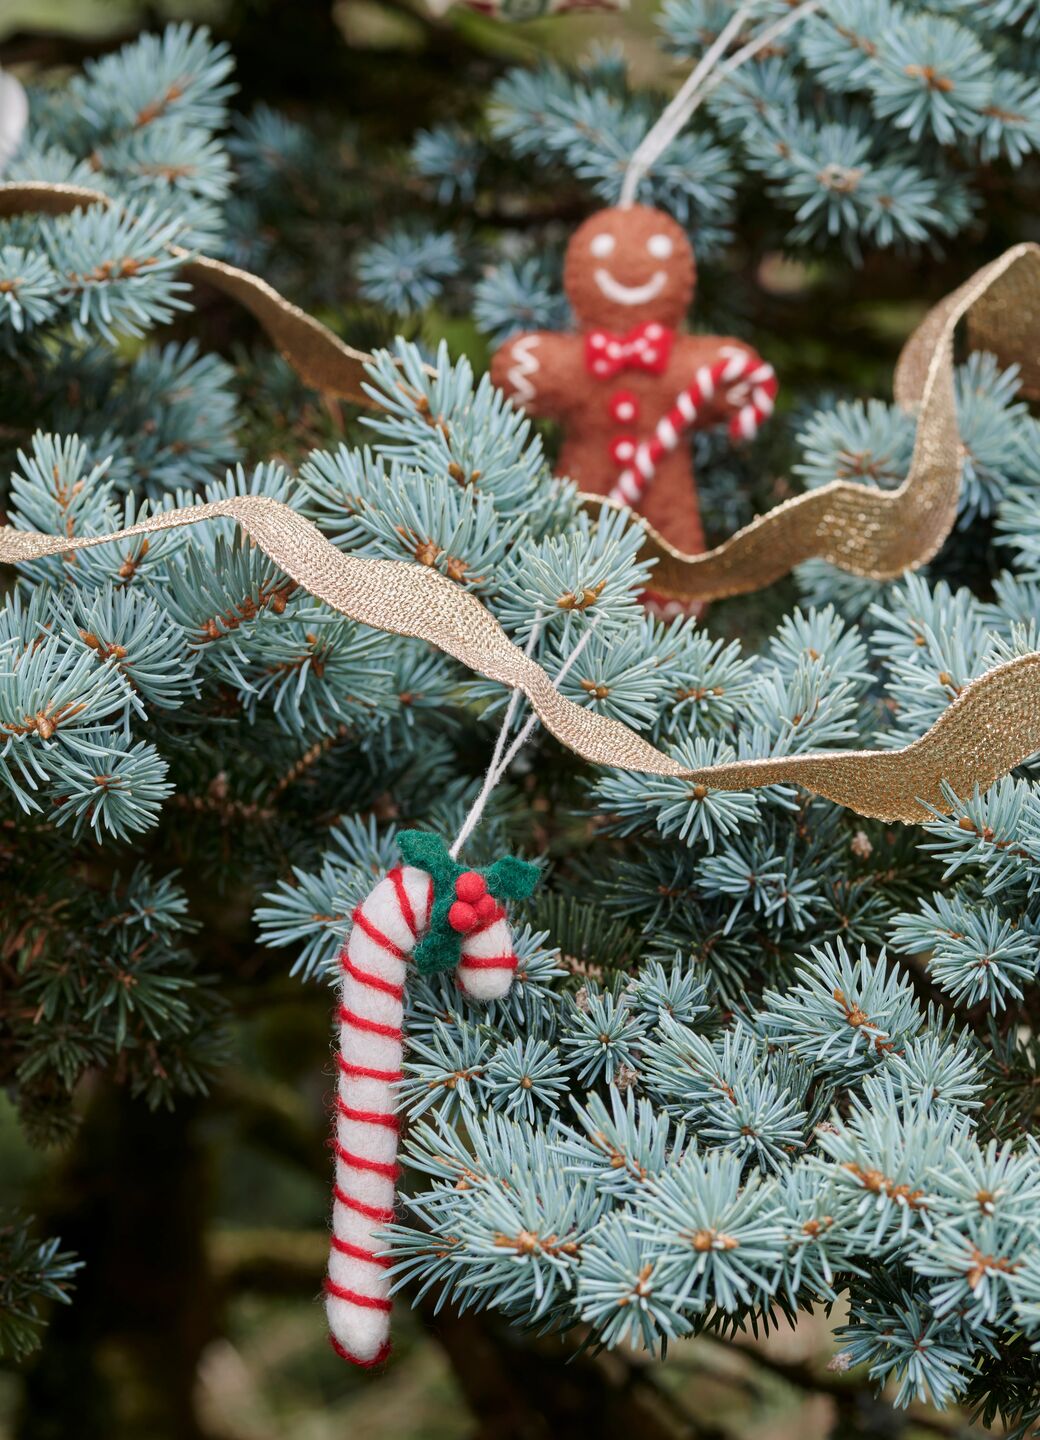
1,2 -> 1039,1436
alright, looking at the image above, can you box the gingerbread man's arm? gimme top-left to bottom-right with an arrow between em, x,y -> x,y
673,335 -> 777,436
490,331 -> 583,420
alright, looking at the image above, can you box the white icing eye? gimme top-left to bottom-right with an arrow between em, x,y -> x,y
590,233 -> 616,258
647,233 -> 674,259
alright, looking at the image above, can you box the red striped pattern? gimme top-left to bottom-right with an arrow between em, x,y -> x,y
337,1097 -> 399,1129
458,952 -> 518,971
389,866 -> 417,937
330,1333 -> 391,1368
332,1235 -> 391,1267
609,347 -> 777,509
334,1140 -> 399,1179
337,1054 -> 404,1082
351,905 -> 406,959
340,951 -> 405,1000
326,1279 -> 392,1312
338,1005 -> 403,1039
334,1184 -> 394,1223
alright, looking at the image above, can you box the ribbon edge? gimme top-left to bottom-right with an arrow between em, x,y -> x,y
2,499 -> 1040,824
6,180 -> 1036,604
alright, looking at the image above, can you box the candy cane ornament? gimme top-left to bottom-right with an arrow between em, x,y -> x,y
326,830 -> 539,1367
608,345 -> 778,509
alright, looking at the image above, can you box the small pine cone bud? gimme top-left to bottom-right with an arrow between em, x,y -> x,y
614,1064 -> 639,1092
850,830 -> 872,859
574,985 -> 591,1014
827,1352 -> 852,1373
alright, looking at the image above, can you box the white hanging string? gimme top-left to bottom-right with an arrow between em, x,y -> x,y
449,0 -> 827,860
620,4 -> 751,210
450,615 -> 602,859
450,614 -> 543,859
618,0 -> 826,210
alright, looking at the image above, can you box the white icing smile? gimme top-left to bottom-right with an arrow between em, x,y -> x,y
593,268 -> 668,306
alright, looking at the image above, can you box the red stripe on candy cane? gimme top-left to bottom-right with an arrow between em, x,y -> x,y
337,1098 -> 400,1129
350,905 -> 408,960
340,953 -> 405,1000
330,1333 -> 391,1369
331,1236 -> 392,1267
608,348 -> 777,509
334,1141 -> 401,1179
336,1056 -> 404,1082
389,866 -> 418,937
334,1185 -> 395,1223
325,1280 -> 393,1312
337,1005 -> 404,1039
327,863 -> 520,1368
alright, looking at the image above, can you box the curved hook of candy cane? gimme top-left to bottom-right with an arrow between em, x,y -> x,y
326,864 -> 519,1366
607,346 -> 777,509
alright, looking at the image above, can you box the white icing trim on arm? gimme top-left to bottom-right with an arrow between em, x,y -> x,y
507,334 -> 542,403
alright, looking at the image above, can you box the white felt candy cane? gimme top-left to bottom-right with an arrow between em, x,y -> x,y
325,834 -> 537,1366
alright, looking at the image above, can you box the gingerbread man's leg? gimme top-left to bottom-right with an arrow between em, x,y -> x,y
638,448 -> 706,556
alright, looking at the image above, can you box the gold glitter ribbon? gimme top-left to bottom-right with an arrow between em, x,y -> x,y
2,182 -> 1040,821
4,182 -> 1038,595
0,183 -> 378,406
2,501 -> 1040,823
634,241 -> 1040,600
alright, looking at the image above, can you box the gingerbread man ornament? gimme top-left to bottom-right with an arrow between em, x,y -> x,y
491,204 -> 777,560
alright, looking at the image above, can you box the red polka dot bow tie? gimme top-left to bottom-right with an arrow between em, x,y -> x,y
584,321 -> 676,380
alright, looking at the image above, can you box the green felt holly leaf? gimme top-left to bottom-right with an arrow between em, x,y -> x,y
396,829 -> 540,976
484,854 -> 540,903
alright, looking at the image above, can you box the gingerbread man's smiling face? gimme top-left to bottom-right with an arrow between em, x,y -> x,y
563,205 -> 695,334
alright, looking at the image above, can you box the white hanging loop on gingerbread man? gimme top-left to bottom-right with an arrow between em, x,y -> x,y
491,1 -> 821,583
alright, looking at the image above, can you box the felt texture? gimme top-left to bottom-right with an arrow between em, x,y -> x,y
490,203 -> 775,560
327,865 -> 428,1366
609,347 -> 777,510
398,829 -> 539,976
327,847 -> 535,1366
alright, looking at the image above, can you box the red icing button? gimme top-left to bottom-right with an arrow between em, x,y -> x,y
455,870 -> 487,904
449,900 -> 478,933
610,435 -> 638,465
609,391 -> 640,425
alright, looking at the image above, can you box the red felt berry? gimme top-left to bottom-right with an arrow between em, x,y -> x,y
475,894 -> 498,923
455,871 -> 487,904
448,900 -> 477,933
